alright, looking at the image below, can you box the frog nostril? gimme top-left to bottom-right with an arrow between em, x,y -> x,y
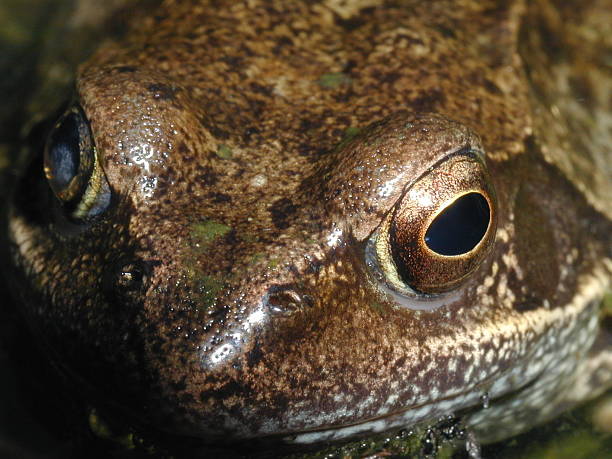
103,259 -> 153,307
116,264 -> 145,290
264,285 -> 313,317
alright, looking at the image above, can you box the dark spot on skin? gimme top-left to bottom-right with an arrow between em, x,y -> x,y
483,78 -> 502,94
269,198 -> 298,229
207,192 -> 232,203
147,82 -> 179,100
248,99 -> 265,119
299,117 -> 321,132
334,7 -> 375,30
304,257 -> 322,275
514,295 -> 543,312
199,380 -> 254,404
246,342 -> 263,367
239,43 -> 255,58
410,88 -> 446,112
272,35 -> 294,54
331,128 -> 344,138
333,88 -> 356,103
250,82 -> 273,96
380,71 -> 401,85
297,142 -> 313,156
196,166 -> 218,186
209,124 -> 230,140
435,24 -> 456,38
114,65 -> 137,73
243,126 -> 260,141
341,59 -> 357,74
389,32 -> 425,48
220,55 -> 244,68
393,356 -> 407,370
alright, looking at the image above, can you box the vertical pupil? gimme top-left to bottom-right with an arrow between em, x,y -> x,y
424,192 -> 490,256
46,111 -> 81,190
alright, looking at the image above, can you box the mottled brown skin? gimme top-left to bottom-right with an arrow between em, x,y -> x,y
6,0 -> 611,453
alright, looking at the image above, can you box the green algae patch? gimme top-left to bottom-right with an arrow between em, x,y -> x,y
248,252 -> 282,269
216,143 -> 233,159
197,275 -> 225,310
183,218 -> 230,311
318,72 -> 351,88
183,269 -> 226,313
334,126 -> 362,151
180,254 -> 226,312
344,126 -> 361,139
240,232 -> 260,243
190,220 -> 231,247
369,301 -> 391,318
249,252 -> 265,265
268,258 -> 280,269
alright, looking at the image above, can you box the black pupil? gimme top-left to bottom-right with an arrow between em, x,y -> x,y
46,111 -> 81,190
424,192 -> 490,256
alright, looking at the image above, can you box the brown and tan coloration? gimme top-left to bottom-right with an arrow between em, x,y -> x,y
4,0 -> 611,454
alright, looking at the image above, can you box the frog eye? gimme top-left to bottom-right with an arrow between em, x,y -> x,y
374,149 -> 497,294
43,105 -> 111,220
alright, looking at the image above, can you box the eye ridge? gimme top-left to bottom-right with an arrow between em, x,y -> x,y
423,191 -> 491,257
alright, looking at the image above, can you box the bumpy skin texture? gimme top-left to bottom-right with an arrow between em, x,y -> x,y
6,0 -> 611,451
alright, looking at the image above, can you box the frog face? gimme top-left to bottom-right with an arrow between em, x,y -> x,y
6,0 -> 611,451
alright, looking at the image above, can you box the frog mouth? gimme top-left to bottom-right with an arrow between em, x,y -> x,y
283,391 -> 481,445
281,293 -> 601,446
282,363 -> 544,445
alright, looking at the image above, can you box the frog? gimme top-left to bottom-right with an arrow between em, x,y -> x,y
3,0 -> 611,456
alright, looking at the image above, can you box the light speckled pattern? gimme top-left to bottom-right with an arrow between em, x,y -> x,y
4,0 -> 611,454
